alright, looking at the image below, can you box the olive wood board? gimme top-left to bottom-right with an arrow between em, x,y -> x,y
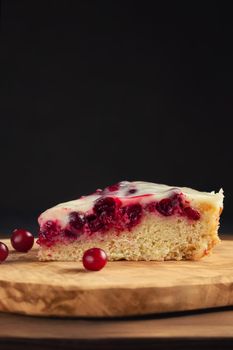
0,238 -> 233,318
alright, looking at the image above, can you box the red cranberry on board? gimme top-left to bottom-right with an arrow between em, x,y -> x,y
0,242 -> 9,263
11,229 -> 34,252
82,248 -> 107,271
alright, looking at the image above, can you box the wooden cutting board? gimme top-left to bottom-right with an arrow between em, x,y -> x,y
0,238 -> 233,318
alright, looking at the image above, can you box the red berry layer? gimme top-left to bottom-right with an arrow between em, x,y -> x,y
37,183 -> 201,248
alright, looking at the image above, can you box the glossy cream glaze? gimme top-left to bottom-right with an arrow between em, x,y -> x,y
38,181 -> 224,228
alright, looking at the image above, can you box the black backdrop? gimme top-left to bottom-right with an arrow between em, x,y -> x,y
0,1 -> 232,234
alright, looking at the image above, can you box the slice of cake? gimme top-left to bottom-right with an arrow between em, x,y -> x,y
37,181 -> 224,261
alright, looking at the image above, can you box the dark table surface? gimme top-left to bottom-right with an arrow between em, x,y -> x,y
1,307 -> 233,350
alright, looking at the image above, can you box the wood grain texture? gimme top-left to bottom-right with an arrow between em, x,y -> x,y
1,308 -> 233,350
0,238 -> 233,317
1,307 -> 233,339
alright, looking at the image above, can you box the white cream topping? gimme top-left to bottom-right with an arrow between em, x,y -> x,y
39,181 -> 224,227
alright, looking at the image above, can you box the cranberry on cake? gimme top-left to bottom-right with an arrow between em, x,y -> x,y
37,181 -> 224,261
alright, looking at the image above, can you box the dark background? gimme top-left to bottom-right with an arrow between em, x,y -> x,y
0,1 -> 232,235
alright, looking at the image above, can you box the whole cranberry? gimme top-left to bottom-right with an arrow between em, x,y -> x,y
11,229 -> 34,252
69,212 -> 85,231
0,242 -> 9,263
82,248 -> 107,271
121,204 -> 142,228
94,197 -> 116,218
156,198 -> 174,216
86,214 -> 104,233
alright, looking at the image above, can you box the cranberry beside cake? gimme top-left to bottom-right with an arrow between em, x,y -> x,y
37,181 -> 224,261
